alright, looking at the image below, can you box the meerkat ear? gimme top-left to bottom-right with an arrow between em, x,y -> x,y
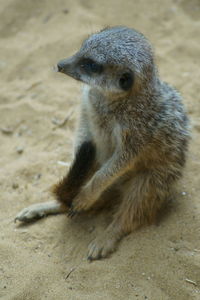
119,72 -> 134,91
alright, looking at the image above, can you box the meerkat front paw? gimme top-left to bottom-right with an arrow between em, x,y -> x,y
69,188 -> 96,216
15,204 -> 46,222
87,231 -> 119,261
15,201 -> 65,223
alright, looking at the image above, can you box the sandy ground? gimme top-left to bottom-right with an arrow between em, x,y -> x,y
0,0 -> 200,299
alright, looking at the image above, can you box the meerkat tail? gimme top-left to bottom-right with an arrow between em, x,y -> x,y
52,140 -> 96,207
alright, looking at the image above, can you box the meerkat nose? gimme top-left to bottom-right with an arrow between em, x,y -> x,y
57,60 -> 66,73
57,57 -> 76,75
57,57 -> 74,73
56,55 -> 81,80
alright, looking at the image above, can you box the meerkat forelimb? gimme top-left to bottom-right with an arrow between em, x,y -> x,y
15,139 -> 96,222
15,201 -> 67,222
53,140 -> 96,210
69,134 -> 137,214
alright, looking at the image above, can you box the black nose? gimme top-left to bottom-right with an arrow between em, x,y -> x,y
57,64 -> 63,72
57,58 -> 71,73
56,56 -> 77,77
57,60 -> 66,73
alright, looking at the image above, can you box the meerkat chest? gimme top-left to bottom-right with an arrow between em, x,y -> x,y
82,85 -> 117,162
91,116 -> 116,163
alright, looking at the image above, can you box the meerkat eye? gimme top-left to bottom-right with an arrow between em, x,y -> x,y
80,58 -> 103,74
119,72 -> 133,91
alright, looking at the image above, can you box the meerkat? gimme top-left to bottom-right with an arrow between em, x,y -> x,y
15,26 -> 190,260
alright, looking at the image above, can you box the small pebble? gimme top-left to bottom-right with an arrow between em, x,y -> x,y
34,174 -> 42,180
63,9 -> 69,14
16,147 -> 24,154
173,246 -> 179,252
12,183 -> 19,189
57,161 -> 70,167
43,14 -> 52,24
1,127 -> 13,134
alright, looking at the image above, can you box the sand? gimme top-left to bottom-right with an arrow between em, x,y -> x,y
0,0 -> 200,299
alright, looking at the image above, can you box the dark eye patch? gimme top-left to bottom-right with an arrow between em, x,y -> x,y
80,58 -> 103,74
119,72 -> 134,91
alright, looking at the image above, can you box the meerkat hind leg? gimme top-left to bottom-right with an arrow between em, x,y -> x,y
87,173 -> 164,260
87,220 -> 124,260
15,201 -> 67,223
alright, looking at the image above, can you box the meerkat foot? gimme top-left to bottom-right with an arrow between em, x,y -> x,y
15,201 -> 67,223
87,225 -> 121,261
87,236 -> 117,261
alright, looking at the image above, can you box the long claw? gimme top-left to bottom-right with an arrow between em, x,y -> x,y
67,207 -> 77,218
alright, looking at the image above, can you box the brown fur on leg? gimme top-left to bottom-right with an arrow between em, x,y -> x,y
52,141 -> 96,208
87,171 -> 169,260
116,172 -> 169,234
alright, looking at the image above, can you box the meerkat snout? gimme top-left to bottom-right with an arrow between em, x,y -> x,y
57,55 -> 82,81
57,55 -> 105,87
57,53 -> 134,93
57,59 -> 67,73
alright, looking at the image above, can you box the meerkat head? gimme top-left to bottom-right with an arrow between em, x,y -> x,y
57,26 -> 156,95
